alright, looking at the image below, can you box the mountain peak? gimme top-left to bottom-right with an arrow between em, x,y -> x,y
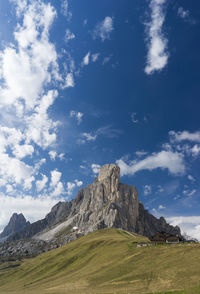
0,213 -> 30,241
98,164 -> 120,182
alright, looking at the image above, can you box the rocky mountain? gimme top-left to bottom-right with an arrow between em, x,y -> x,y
1,164 -> 182,258
0,213 -> 30,243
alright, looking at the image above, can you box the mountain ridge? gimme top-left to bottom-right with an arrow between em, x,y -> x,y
1,164 -> 182,257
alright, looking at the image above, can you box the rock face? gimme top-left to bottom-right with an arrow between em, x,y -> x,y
3,164 -> 181,257
0,213 -> 30,242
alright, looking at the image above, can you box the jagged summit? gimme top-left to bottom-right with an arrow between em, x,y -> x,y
0,213 -> 30,242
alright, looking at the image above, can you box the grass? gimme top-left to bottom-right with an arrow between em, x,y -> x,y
0,228 -> 200,294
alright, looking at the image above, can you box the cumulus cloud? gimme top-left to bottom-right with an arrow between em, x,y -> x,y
66,179 -> 83,195
49,170 -> 65,197
143,185 -> 152,195
93,16 -> 114,42
158,204 -> 165,210
49,150 -> 57,161
0,0 -> 62,193
70,110 -> 83,125
145,0 -> 169,74
0,194 -> 59,233
116,150 -> 185,176
91,164 -> 101,175
50,170 -> 62,188
36,174 -> 48,192
167,216 -> 200,241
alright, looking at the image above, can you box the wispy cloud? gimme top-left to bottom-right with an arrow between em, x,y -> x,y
116,150 -> 185,176
178,7 -> 189,19
65,29 -> 75,42
177,7 -> 195,24
70,110 -> 84,125
61,0 -> 72,21
131,112 -> 139,124
145,0 -> 169,74
93,16 -> 114,42
79,125 -> 122,144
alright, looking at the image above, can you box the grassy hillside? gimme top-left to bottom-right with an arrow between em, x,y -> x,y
0,228 -> 200,294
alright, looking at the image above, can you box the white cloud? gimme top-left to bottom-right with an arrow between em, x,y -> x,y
169,130 -> 200,143
65,29 -> 75,42
0,0 -> 62,194
49,150 -> 57,161
82,132 -> 97,142
116,150 -> 185,176
50,169 -> 62,188
102,56 -> 112,65
178,7 -> 189,19
135,150 -> 148,157
143,185 -> 152,195
0,152 -> 33,186
91,53 -> 100,62
91,164 -> 101,175
58,153 -> 65,161
131,112 -> 139,123
158,204 -> 165,210
183,189 -> 196,197
66,179 -> 83,195
157,185 -> 164,193
24,90 -> 59,149
70,110 -> 83,125
0,2 -> 59,110
82,52 -> 90,66
63,73 -> 75,88
75,179 -> 83,187
167,216 -> 200,241
93,16 -> 114,42
36,174 -> 48,192
13,144 -> 34,159
51,181 -> 64,197
61,0 -> 72,21
80,125 -> 122,144
66,182 -> 76,195
191,145 -> 200,157
188,175 -> 195,182
145,0 -> 169,74
0,194 -> 59,233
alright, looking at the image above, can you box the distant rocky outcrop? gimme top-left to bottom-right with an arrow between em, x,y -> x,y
1,164 -> 182,258
0,213 -> 30,242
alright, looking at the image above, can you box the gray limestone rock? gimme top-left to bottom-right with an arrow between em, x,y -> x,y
0,213 -> 30,242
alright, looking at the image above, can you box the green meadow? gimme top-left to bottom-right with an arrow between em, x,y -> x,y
0,228 -> 200,294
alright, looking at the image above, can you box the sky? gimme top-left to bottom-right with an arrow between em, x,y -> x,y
0,0 -> 200,239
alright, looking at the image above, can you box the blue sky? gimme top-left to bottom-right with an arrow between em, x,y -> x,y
0,0 -> 200,239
